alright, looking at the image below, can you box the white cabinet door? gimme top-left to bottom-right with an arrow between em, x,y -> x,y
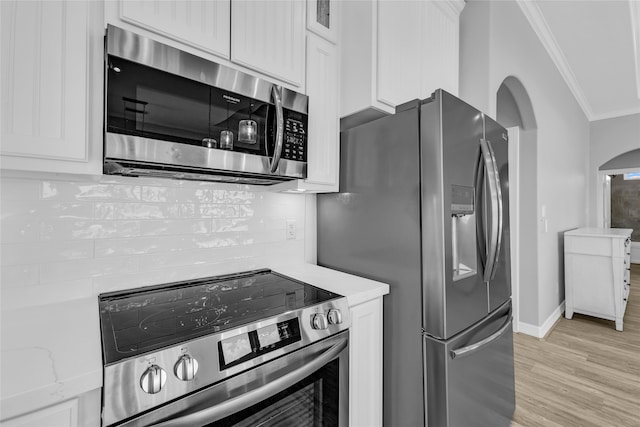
118,0 -> 231,60
274,33 -> 339,193
420,1 -> 461,98
349,298 -> 383,427
305,35 -> 338,187
340,0 -> 463,119
1,388 -> 101,427
231,0 -> 305,88
2,399 -> 78,427
376,0 -> 422,108
1,1 -> 90,163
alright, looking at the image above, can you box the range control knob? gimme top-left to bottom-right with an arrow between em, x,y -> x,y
140,365 -> 167,394
311,313 -> 328,330
174,354 -> 199,381
327,309 -> 343,325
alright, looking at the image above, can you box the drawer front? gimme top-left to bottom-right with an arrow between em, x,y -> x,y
565,236 -> 613,256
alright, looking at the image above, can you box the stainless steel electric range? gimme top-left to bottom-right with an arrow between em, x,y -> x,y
99,269 -> 350,427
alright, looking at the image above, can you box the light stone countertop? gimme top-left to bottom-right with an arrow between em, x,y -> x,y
0,297 -> 103,421
274,263 -> 390,307
564,227 -> 633,238
0,263 -> 388,421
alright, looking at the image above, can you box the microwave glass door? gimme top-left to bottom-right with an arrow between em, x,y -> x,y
106,56 -> 271,156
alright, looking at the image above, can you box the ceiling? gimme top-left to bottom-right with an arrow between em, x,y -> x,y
518,0 -> 640,121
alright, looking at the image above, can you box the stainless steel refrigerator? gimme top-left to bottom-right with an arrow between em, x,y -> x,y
317,89 -> 515,426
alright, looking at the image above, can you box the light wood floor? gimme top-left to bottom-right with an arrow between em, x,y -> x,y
511,263 -> 640,427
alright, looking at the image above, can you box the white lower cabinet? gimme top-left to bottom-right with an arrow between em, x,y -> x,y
1,400 -> 78,427
0,0 -> 103,175
564,227 -> 633,331
349,297 -> 383,427
1,389 -> 100,427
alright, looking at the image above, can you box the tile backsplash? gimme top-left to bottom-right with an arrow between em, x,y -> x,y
1,174 -> 309,309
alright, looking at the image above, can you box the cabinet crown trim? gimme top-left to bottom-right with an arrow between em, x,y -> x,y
433,0 -> 466,17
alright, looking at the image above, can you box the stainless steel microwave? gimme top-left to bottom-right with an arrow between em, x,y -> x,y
104,25 -> 308,185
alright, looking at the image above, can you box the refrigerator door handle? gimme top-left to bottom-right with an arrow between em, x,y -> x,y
479,138 -> 503,282
475,149 -> 487,272
449,311 -> 512,360
486,138 -> 504,281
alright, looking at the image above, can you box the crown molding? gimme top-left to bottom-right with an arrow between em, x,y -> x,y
590,105 -> 640,122
517,1 -> 596,121
630,0 -> 640,100
431,0 -> 466,19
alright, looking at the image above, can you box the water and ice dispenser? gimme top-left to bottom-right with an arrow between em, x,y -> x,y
451,185 -> 477,281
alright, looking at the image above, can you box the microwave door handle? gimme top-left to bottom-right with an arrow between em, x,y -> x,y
150,337 -> 347,427
269,86 -> 285,174
479,138 -> 501,283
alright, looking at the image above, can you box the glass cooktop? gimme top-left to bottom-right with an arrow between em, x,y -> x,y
99,269 -> 340,364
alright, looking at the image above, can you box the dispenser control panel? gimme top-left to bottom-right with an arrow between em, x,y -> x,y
451,185 -> 474,215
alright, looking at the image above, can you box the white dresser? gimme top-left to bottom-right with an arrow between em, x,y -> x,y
564,227 -> 633,331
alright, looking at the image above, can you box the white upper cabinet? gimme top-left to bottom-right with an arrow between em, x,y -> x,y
420,1 -> 462,100
376,0 -> 422,108
305,35 -> 339,188
340,0 -> 464,118
231,0 -> 305,88
307,0 -> 338,44
1,0 -> 103,174
272,25 -> 339,193
108,0 -> 305,90
119,0 -> 231,60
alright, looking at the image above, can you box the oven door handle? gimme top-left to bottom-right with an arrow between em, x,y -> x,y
150,337 -> 348,427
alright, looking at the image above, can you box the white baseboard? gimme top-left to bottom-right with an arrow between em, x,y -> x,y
517,301 -> 565,339
631,242 -> 640,264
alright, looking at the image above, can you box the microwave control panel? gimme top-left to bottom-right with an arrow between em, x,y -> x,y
282,114 -> 307,163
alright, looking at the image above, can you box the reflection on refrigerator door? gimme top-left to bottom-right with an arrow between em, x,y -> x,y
425,301 -> 515,427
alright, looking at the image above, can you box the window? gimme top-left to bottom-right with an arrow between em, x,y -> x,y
623,172 -> 640,180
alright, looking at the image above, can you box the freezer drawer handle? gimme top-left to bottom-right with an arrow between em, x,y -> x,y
449,313 -> 512,360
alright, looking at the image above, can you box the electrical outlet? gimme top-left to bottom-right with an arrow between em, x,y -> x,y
286,220 -> 297,240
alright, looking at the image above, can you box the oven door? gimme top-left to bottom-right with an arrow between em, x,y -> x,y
117,331 -> 348,427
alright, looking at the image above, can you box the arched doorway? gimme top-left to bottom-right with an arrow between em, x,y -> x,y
496,76 -> 537,333
598,149 -> 640,263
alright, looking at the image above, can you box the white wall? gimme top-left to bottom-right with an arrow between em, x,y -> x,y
496,85 -> 540,329
0,173 -> 312,309
588,113 -> 640,226
460,0 -> 590,328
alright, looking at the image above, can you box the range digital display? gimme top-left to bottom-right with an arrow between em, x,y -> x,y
257,323 -> 280,348
218,318 -> 301,370
220,333 -> 252,365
